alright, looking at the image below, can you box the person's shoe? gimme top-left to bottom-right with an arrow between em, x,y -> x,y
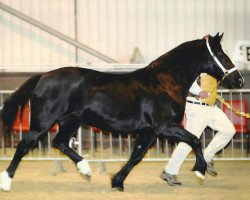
206,161 -> 218,177
160,171 -> 181,186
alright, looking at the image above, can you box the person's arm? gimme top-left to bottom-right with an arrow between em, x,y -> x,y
189,78 -> 202,95
189,77 -> 210,99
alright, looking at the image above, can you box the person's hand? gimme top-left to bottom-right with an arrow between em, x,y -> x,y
199,91 -> 210,99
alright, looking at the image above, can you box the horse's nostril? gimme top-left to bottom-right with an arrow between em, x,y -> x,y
239,77 -> 244,87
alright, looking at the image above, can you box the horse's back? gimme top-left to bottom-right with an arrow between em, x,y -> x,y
28,67 -> 148,132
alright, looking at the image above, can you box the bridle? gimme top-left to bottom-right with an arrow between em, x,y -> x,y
205,36 -> 238,82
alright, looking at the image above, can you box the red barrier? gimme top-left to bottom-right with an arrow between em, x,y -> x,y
222,100 -> 248,134
12,102 -> 59,133
222,99 -> 249,153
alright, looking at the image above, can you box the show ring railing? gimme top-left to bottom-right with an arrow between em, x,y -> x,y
1,88 -> 249,161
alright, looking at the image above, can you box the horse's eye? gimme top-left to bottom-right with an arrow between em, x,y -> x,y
218,52 -> 224,57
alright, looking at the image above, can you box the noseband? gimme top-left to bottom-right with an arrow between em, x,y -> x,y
205,37 -> 238,81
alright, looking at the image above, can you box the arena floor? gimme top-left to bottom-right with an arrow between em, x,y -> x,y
0,160 -> 249,200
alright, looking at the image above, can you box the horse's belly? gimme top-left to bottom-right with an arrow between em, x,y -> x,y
82,107 -> 144,133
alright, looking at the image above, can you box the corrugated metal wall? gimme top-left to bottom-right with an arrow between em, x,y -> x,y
0,0 -> 249,69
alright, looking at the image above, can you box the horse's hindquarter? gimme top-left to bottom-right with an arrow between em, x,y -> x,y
30,68 -> 87,128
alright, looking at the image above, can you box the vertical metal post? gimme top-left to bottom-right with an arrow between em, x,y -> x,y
109,133 -> 113,159
119,134 -> 122,159
165,139 -> 169,158
156,138 -> 160,158
128,135 -> 131,156
100,131 -> 103,159
38,141 -> 42,157
90,128 -> 94,159
48,132 -> 51,157
19,125 -> 22,141
78,127 -> 82,156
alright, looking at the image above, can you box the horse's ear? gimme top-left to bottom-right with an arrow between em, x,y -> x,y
213,32 -> 224,43
213,32 -> 223,43
219,32 -> 224,41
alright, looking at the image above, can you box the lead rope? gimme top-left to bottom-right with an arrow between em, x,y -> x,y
209,76 -> 250,118
209,73 -> 227,95
216,94 -> 250,118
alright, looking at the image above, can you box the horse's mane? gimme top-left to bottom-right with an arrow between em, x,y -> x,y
147,53 -> 169,69
146,39 -> 201,70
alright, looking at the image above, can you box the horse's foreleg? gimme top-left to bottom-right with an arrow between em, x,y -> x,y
112,131 -> 156,191
0,131 -> 45,191
164,123 -> 207,178
52,115 -> 92,179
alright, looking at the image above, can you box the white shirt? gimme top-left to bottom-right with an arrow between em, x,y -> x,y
186,73 -> 207,103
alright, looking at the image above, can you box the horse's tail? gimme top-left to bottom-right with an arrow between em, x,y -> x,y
1,74 -> 42,136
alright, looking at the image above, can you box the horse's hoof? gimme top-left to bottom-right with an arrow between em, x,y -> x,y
82,174 -> 92,182
194,171 -> 205,185
0,171 -> 12,191
112,187 -> 124,192
111,176 -> 124,191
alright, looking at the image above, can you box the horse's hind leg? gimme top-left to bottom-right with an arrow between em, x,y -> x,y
112,130 -> 156,191
52,114 -> 92,179
0,129 -> 47,191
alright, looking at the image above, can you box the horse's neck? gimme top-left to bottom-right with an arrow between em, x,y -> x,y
149,47 -> 203,99
158,56 -> 203,95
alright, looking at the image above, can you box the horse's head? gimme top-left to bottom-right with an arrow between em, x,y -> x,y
202,33 -> 244,89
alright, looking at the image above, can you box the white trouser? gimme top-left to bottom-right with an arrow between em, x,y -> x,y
165,102 -> 235,175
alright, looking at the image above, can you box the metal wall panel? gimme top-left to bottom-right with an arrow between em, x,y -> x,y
0,0 -> 249,70
0,0 -> 76,67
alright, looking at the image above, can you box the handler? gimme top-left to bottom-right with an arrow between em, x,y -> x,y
161,73 -> 236,186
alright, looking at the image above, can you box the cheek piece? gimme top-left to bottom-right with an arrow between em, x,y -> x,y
205,38 -> 238,79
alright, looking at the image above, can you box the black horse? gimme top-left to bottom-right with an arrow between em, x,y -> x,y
0,33 -> 244,191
